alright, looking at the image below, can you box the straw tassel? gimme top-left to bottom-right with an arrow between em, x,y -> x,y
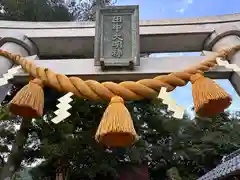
190,73 -> 232,117
9,78 -> 44,118
95,96 -> 138,147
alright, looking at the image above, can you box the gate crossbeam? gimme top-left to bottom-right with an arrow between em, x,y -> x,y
10,56 -> 232,84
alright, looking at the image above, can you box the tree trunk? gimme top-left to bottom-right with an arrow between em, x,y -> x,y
55,159 -> 69,180
0,118 -> 30,180
0,155 -> 5,167
56,173 -> 64,180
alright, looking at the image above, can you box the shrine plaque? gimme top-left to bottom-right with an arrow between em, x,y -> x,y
94,5 -> 140,69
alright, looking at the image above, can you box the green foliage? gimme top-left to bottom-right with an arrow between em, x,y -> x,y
0,0 -> 73,21
166,167 -> 182,180
31,98 -> 119,179
0,105 -> 21,167
12,168 -> 33,180
0,0 -> 115,22
0,105 -> 11,121
68,0 -> 115,21
2,88 -> 240,180
22,95 -> 240,180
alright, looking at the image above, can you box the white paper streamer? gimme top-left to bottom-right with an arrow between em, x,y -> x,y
0,66 -> 22,86
157,87 -> 184,119
216,57 -> 240,72
51,92 -> 73,124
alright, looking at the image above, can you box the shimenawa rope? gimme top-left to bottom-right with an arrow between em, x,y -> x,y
1,45 -> 240,101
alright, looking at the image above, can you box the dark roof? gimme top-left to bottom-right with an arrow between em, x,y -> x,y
197,155 -> 240,180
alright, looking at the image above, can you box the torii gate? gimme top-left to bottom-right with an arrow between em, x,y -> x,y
1,14 -> 240,91
0,3 -> 240,180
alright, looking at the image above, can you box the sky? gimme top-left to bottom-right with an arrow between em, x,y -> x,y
116,0 -> 240,117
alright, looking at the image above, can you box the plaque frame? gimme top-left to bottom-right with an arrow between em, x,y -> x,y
94,5 -> 140,69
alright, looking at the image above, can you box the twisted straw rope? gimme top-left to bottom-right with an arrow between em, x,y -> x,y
1,45 -> 240,101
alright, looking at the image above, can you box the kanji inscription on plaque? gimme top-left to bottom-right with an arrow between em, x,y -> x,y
111,16 -> 124,58
94,6 -> 139,69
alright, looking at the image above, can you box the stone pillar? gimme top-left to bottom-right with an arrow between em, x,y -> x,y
0,32 -> 38,103
204,25 -> 240,95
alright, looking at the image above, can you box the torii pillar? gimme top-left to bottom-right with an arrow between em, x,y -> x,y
0,32 -> 38,103
205,25 -> 240,95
